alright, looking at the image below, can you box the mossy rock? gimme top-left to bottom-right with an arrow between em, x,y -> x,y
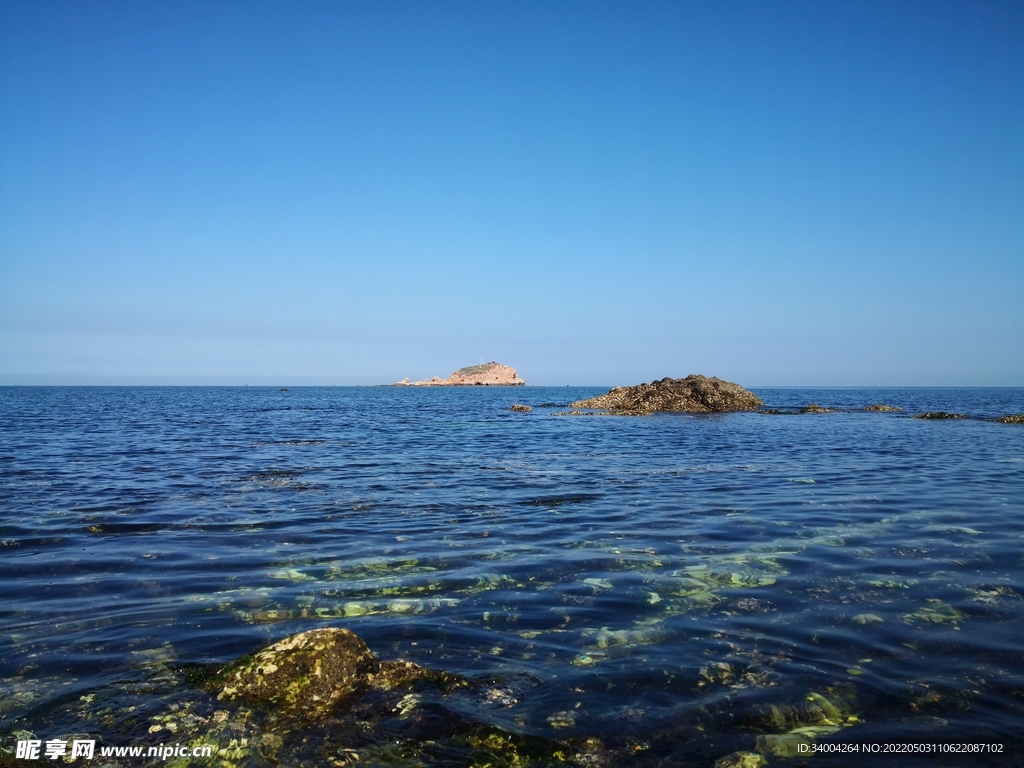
212,628 -> 458,720
755,733 -> 812,758
715,751 -> 766,768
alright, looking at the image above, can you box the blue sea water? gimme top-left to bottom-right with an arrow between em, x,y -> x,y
1,386 -> 1023,767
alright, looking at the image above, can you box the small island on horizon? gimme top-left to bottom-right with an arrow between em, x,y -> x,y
392,361 -> 525,386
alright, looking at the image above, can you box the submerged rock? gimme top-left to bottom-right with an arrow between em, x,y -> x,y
510,404 -> 533,412
213,628 -> 459,719
715,751 -> 766,768
995,414 -> 1024,424
571,375 -> 763,415
912,412 -> 968,420
902,600 -> 966,626
852,613 -> 884,624
756,733 -> 812,758
800,403 -> 834,414
865,403 -> 901,412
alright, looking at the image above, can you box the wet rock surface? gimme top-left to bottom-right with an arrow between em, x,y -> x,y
212,628 -> 459,720
864,403 -> 901,411
571,375 -> 763,415
996,413 -> 1024,424
510,404 -> 533,412
912,411 -> 968,420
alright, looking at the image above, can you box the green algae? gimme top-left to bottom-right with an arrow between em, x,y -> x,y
852,613 -> 883,624
585,625 -> 667,651
965,585 -> 1019,604
269,568 -> 316,582
756,732 -> 812,758
902,600 -> 966,627
714,751 -> 766,768
868,579 -> 916,589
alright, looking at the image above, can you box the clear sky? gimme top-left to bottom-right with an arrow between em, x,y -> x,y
1,1 -> 1021,386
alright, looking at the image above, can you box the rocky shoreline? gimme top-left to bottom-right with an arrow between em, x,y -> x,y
172,627 -> 617,767
181,627 -> 857,768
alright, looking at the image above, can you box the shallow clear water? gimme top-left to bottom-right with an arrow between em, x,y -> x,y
2,386 -> 1023,766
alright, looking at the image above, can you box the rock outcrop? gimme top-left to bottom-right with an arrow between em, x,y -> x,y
865,404 -> 901,412
394,361 -> 524,386
571,375 -> 763,415
213,628 -> 460,720
800,403 -> 834,414
912,412 -> 968,420
996,414 -> 1024,424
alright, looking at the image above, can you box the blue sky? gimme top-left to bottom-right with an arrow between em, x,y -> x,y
1,1 -> 1021,386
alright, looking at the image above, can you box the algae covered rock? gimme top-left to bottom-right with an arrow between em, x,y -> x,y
755,732 -> 812,758
715,751 -> 766,768
571,375 -> 763,415
214,628 -> 453,719
995,414 -> 1024,424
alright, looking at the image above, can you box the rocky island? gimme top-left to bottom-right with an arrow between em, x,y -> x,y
394,361 -> 525,386
571,374 -> 763,415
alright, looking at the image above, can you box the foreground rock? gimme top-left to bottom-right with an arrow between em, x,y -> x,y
394,361 -> 525,386
213,628 -> 460,719
571,375 -> 763,415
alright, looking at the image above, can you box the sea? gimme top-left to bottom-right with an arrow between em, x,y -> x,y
1,386 -> 1023,767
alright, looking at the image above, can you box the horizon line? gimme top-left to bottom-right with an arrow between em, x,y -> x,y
2,382 -> 1023,389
